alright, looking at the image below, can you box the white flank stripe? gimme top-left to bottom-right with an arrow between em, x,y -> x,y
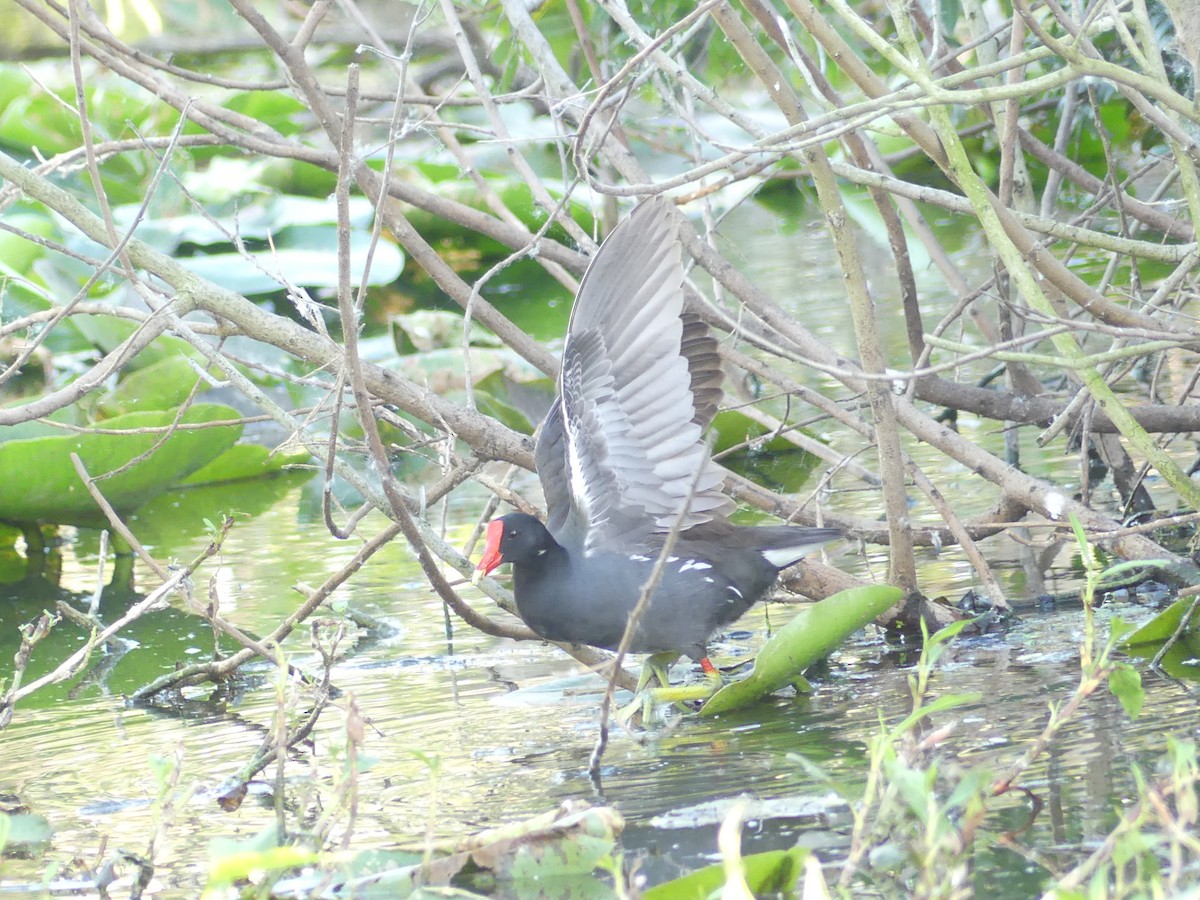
761,546 -> 821,567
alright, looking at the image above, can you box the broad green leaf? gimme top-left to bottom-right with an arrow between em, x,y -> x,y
939,0 -> 963,33
1123,595 -> 1200,646
641,847 -> 809,899
0,67 -> 35,120
387,347 -> 543,396
223,90 -> 308,136
0,403 -> 242,525
99,354 -> 210,414
0,213 -> 55,275
472,370 -> 554,434
181,443 -> 312,486
0,403 -> 90,443
0,93 -> 82,155
0,812 -> 52,847
711,409 -> 821,493
1124,631 -> 1200,681
70,316 -> 203,371
1108,615 -> 1136,644
1108,663 -> 1144,720
475,389 -> 536,434
505,832 -> 613,881
207,845 -> 320,888
701,586 -> 902,715
0,263 -> 62,326
887,760 -> 935,824
128,477 -> 305,553
208,822 -> 282,862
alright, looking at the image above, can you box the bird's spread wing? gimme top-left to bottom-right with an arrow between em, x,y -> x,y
536,197 -> 732,550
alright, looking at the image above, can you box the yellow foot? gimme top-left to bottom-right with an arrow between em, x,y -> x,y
617,660 -> 723,725
616,653 -> 675,724
647,671 -> 723,706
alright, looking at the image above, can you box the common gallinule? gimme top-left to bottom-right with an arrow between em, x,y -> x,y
476,198 -> 840,676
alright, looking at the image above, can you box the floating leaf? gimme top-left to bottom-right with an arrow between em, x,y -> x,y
181,443 -> 311,487
386,346 -> 543,397
473,369 -> 554,434
701,585 -> 902,715
642,847 -> 809,900
1123,594 -> 1200,646
0,403 -> 242,525
711,409 -> 821,493
99,354 -> 210,414
1124,631 -> 1200,681
69,316 -> 203,371
0,812 -> 52,848
207,824 -> 319,889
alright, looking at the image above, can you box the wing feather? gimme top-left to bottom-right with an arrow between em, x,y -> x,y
542,197 -> 733,548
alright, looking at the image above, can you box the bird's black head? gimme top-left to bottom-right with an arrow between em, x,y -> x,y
476,513 -> 556,574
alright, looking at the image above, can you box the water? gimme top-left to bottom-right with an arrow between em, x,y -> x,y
0,478 -> 1188,896
1,206 -> 1192,896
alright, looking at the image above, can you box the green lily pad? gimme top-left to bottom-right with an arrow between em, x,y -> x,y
207,825 -> 319,890
473,370 -> 554,435
0,403 -> 242,525
642,847 -> 810,899
504,805 -> 620,881
0,812 -> 52,849
711,410 -> 821,493
70,316 -> 203,371
386,346 -> 544,397
98,354 -> 210,415
701,585 -> 902,715
1124,631 -> 1200,681
1123,594 -> 1200,647
181,443 -> 312,486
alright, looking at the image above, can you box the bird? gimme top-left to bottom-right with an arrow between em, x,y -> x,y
475,197 -> 841,678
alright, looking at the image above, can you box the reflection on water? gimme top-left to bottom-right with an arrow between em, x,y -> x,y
1,207 -> 1194,896
1,481 -> 1191,897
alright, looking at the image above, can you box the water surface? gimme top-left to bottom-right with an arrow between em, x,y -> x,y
1,207 -> 1191,897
